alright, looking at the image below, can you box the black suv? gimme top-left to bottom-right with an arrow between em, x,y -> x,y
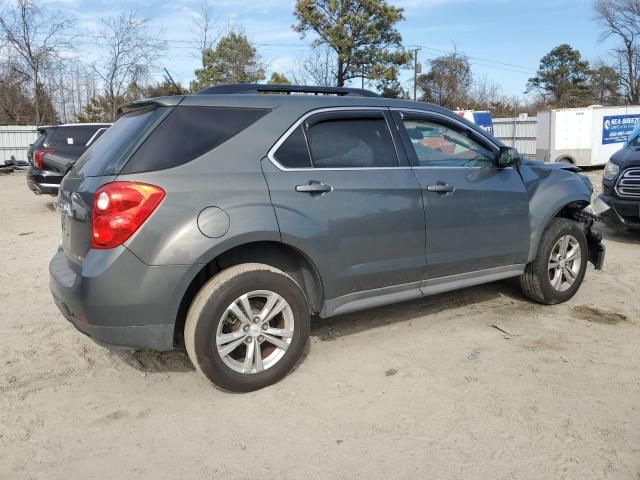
600,130 -> 640,229
27,123 -> 110,195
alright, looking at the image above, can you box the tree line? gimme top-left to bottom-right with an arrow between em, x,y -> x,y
1,0 -> 640,125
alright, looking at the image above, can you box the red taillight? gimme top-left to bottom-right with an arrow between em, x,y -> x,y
33,147 -> 54,169
91,182 -> 165,249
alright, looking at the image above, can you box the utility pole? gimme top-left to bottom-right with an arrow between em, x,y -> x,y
412,47 -> 422,101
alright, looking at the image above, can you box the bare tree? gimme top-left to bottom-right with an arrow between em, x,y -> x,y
467,77 -> 527,117
92,12 -> 167,120
594,0 -> 640,103
46,59 -> 98,123
192,0 -> 219,66
0,0 -> 72,124
289,46 -> 337,86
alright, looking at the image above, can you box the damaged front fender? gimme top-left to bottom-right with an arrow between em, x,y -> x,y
519,160 -> 606,270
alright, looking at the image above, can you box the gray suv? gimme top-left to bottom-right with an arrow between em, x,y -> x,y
50,84 -> 605,392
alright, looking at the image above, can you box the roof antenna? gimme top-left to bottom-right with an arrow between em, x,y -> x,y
163,67 -> 183,95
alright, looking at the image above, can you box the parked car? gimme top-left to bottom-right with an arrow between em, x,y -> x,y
50,84 -> 605,392
27,123 -> 111,195
600,123 -> 640,229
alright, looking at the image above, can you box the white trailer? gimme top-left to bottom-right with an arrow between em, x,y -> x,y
536,105 -> 640,166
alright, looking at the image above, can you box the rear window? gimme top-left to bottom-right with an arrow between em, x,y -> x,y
121,106 -> 270,174
46,126 -> 105,148
71,108 -> 167,177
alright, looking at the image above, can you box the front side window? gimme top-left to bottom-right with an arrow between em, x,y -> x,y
403,119 -> 495,167
306,117 -> 397,168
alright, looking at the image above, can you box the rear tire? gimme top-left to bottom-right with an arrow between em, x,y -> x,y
519,218 -> 588,305
185,263 -> 310,392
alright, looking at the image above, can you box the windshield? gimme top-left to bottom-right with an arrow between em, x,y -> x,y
70,107 -> 168,177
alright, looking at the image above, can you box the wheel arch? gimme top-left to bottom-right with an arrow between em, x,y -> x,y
173,240 -> 325,345
527,197 -> 590,263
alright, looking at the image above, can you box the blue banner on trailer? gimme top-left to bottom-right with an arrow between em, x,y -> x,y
602,114 -> 640,144
472,112 -> 494,135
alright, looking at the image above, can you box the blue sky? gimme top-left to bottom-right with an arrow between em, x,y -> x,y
35,0 -> 613,98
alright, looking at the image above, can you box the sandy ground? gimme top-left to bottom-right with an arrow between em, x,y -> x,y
1,168 -> 639,480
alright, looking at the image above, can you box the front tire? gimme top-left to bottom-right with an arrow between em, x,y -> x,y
185,263 -> 310,392
519,218 -> 588,304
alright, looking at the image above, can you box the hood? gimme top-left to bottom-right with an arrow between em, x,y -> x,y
609,144 -> 640,169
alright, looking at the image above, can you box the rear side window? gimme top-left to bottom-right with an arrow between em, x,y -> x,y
306,118 -> 397,168
72,108 -> 167,177
121,106 -> 270,174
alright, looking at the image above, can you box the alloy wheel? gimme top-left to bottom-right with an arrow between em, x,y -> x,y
548,234 -> 582,292
216,290 -> 295,374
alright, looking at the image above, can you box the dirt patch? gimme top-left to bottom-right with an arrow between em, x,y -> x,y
2,169 -> 640,479
571,305 -> 629,325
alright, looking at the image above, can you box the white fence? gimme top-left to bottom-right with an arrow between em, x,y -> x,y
493,117 -> 537,158
0,125 -> 39,163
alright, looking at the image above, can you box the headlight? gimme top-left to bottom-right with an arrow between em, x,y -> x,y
604,161 -> 620,180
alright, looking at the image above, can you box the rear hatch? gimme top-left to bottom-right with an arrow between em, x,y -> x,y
57,96 -> 271,267
58,105 -> 172,267
42,151 -> 75,174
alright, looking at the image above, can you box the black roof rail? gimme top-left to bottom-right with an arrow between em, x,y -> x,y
195,83 -> 380,97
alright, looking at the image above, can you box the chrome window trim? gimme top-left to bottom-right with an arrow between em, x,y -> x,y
267,106 -> 509,172
267,106 -> 407,172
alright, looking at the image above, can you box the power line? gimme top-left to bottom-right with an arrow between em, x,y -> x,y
411,44 -> 537,73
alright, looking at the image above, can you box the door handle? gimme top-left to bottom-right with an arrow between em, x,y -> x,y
426,183 -> 455,194
295,181 -> 333,194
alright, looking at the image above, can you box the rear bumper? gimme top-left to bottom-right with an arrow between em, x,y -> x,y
49,246 -> 190,351
27,166 -> 62,195
599,193 -> 640,228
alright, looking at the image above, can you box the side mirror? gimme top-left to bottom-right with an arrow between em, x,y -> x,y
496,146 -> 519,167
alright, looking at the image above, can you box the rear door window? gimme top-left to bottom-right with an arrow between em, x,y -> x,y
306,117 -> 398,168
121,106 -> 270,174
273,126 -> 312,168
